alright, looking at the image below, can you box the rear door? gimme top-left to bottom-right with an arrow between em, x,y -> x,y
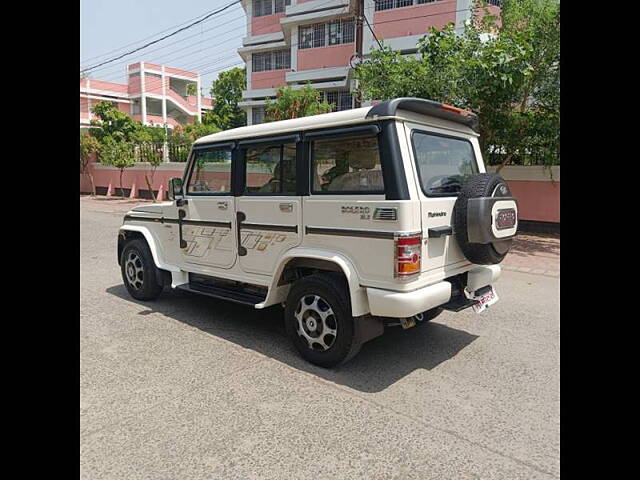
404,122 -> 483,273
301,125 -> 408,286
235,135 -> 303,276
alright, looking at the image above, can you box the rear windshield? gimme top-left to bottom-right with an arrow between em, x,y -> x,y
411,131 -> 478,196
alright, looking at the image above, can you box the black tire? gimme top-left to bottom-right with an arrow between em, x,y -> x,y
284,273 -> 361,368
453,173 -> 514,265
120,239 -> 163,301
414,307 -> 443,326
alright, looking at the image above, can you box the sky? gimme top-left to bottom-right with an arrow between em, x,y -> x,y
80,0 -> 246,95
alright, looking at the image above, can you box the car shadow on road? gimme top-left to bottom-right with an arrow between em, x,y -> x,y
106,285 -> 478,393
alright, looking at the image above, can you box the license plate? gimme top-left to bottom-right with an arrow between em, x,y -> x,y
470,286 -> 499,314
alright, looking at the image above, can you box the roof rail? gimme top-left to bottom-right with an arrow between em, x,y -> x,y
365,97 -> 479,132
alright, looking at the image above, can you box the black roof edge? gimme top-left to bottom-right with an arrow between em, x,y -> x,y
365,97 -> 479,133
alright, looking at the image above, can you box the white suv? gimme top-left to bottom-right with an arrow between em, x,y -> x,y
118,97 -> 518,367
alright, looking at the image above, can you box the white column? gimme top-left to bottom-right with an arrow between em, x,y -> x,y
196,76 -> 202,122
86,79 -> 92,120
161,65 -> 167,125
140,61 -> 147,125
455,0 -> 472,34
362,0 -> 376,55
161,65 -> 169,162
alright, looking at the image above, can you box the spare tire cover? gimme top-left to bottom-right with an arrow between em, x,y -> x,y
453,173 -> 515,265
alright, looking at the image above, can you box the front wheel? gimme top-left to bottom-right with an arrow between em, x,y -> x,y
284,273 -> 361,368
120,239 -> 163,301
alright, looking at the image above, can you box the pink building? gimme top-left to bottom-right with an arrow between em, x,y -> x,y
238,0 -> 500,124
80,62 -> 213,128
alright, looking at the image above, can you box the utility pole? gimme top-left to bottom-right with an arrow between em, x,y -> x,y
353,0 -> 364,108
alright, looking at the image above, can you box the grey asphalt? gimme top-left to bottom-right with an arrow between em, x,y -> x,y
80,197 -> 560,479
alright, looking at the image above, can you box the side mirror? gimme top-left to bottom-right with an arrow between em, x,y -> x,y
168,177 -> 184,200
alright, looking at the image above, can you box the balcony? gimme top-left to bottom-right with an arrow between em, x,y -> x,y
280,0 -> 351,31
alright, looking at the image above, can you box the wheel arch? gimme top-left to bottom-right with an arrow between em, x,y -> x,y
264,248 -> 371,317
118,225 -> 179,273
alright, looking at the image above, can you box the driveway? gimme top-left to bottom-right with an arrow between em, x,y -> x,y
80,196 -> 560,479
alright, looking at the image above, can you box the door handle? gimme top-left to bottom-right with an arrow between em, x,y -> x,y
236,211 -> 247,256
217,201 -> 228,210
279,203 -> 293,212
178,209 -> 187,249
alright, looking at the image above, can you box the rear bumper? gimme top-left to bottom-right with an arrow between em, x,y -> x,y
366,265 -> 501,318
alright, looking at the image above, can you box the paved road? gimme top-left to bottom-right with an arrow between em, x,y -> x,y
80,197 -> 560,479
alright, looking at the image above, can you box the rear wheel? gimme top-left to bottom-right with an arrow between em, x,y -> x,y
284,273 -> 361,368
120,239 -> 163,301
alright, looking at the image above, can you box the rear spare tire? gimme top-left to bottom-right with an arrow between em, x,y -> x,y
453,173 -> 517,265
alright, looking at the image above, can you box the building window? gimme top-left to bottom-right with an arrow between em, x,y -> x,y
252,50 -> 290,72
322,91 -> 353,112
254,0 -> 290,17
253,0 -> 271,17
328,19 -> 355,46
131,99 -> 141,116
274,0 -> 291,14
299,19 -> 355,50
252,107 -> 266,125
376,0 -> 443,11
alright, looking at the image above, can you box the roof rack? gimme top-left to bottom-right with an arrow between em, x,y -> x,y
365,97 -> 479,132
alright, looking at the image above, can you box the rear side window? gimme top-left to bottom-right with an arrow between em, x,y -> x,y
411,131 -> 478,196
311,135 -> 384,193
245,143 -> 296,194
186,148 -> 232,194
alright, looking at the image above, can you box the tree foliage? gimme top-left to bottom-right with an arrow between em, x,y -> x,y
80,133 -> 100,172
354,0 -> 560,168
169,122 -> 221,149
80,132 -> 100,195
99,138 -> 135,197
206,67 -> 246,130
265,84 -> 333,122
89,101 -> 142,143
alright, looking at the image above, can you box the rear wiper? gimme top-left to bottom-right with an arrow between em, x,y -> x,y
428,179 -> 461,193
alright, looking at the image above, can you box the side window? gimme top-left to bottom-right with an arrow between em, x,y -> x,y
245,143 -> 296,194
186,148 -> 232,194
311,135 -> 384,193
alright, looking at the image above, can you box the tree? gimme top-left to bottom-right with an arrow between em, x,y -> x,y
169,122 -> 221,154
80,132 -> 100,196
206,67 -> 246,130
264,84 -> 333,122
354,0 -> 560,169
99,138 -> 135,198
89,101 -> 141,143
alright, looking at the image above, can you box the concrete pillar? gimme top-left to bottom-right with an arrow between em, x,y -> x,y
161,65 -> 167,125
196,76 -> 202,123
455,0 -> 472,34
140,61 -> 147,125
87,79 -> 92,120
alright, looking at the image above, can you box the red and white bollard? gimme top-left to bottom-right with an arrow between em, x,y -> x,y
156,184 -> 165,201
129,182 -> 137,199
106,182 -> 113,197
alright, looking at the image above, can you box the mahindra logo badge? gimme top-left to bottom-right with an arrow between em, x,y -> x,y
428,211 -> 446,218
